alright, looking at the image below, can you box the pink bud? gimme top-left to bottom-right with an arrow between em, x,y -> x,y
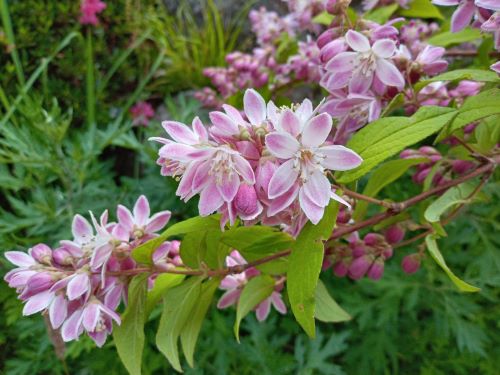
317,29 -> 336,48
348,255 -> 373,280
384,225 -> 405,244
234,184 -> 259,216
382,246 -> 394,259
400,149 -> 419,159
172,255 -> 183,267
336,209 -> 351,224
21,273 -> 54,299
413,167 -> 431,184
363,233 -> 382,247
333,260 -> 349,277
52,248 -> 73,266
402,254 -> 421,274
325,0 -> 339,13
351,242 -> 366,257
31,244 -> 52,264
463,123 -> 476,134
419,146 -> 439,156
451,160 -> 474,174
322,257 -> 333,270
367,258 -> 385,280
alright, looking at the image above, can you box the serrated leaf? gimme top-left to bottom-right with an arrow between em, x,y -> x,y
335,106 -> 456,183
114,274 -> 149,375
156,277 -> 202,372
425,235 -> 480,292
424,182 -> 480,222
180,278 -> 220,367
287,201 -> 339,338
314,280 -> 351,323
436,88 -> 500,142
416,69 -> 500,92
399,0 -> 443,19
133,215 -> 221,265
428,28 -> 482,47
353,158 -> 427,221
364,3 -> 399,24
145,273 -> 185,316
234,275 -> 275,341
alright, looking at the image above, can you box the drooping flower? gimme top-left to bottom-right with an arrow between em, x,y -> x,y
265,103 -> 362,224
79,0 -> 107,26
324,30 -> 405,94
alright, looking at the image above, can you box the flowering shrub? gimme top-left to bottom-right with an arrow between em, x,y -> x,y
3,0 -> 500,373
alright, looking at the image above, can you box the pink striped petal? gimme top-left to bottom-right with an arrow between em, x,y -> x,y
346,30 -> 370,52
220,276 -> 240,290
325,51 -> 357,72
375,58 -> 405,88
299,187 -> 325,224
451,1 -> 475,32
265,132 -> 300,159
146,211 -> 171,233
159,143 -> 195,161
255,298 -> 271,321
233,154 -> 256,184
162,121 -> 198,145
217,172 -> 239,202
302,113 -> 333,148
5,251 -> 35,267
320,145 -> 362,170
82,303 -> 100,332
192,161 -> 212,192
223,104 -> 245,124
176,161 -> 200,198
49,294 -> 68,329
271,292 -> 287,314
268,160 -> 299,199
133,195 -> 150,226
266,183 -> 298,216
192,117 -> 208,141
67,273 -> 89,301
217,289 -> 241,308
295,99 -> 313,123
372,39 -> 396,58
209,111 -> 239,136
303,171 -> 331,207
116,205 -> 134,231
349,69 -> 373,94
23,291 -> 53,315
199,183 -> 224,216
331,191 -> 351,208
89,331 -> 107,347
61,309 -> 83,342
91,244 -> 112,270
278,109 -> 301,137
72,215 -> 93,242
244,89 -> 266,125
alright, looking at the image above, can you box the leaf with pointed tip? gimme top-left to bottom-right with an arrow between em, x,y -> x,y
314,280 -> 351,323
145,273 -> 185,317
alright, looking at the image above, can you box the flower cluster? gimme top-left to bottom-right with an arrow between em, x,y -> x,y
151,88 -> 362,234
4,196 -> 174,346
130,101 -> 155,127
217,251 -> 286,321
79,0 -> 106,26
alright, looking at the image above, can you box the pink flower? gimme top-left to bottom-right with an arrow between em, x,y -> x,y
117,195 -> 171,240
415,45 -> 448,76
432,0 -> 478,32
324,30 -> 405,94
265,103 -> 362,223
79,0 -> 106,26
481,12 -> 500,50
129,101 -> 155,127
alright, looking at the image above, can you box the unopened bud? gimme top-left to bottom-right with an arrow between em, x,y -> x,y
234,184 -> 258,216
31,244 -> 52,265
451,160 -> 474,174
402,254 -> 421,274
348,255 -> 373,280
367,258 -> 385,280
333,260 -> 349,277
52,248 -> 73,266
384,225 -> 405,244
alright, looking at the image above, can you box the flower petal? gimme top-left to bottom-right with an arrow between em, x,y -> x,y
146,211 -> 171,233
451,0 -> 475,32
267,183 -> 299,216
268,160 -> 299,199
255,298 -> 271,321
299,188 -> 325,225
265,132 -> 300,159
162,121 -> 198,145
49,294 -> 68,329
320,145 -> 363,171
116,205 -> 134,231
372,39 -> 396,58
271,292 -> 287,314
133,195 -> 150,226
216,172 -> 239,202
72,215 -> 93,242
223,104 -> 245,125
23,291 -> 52,315
198,183 -> 224,216
82,303 -> 100,332
346,30 -> 371,52
5,251 -> 35,267
217,289 -> 241,309
349,69 -> 374,94
209,111 -> 239,136
67,273 -> 89,301
278,109 -> 301,137
375,58 -> 405,88
244,89 -> 266,125
192,116 -> 208,141
301,113 -> 332,148
61,309 -> 83,342
303,171 -> 331,207
324,51 -> 357,72
233,154 -> 256,184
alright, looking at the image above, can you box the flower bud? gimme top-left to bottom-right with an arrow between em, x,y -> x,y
367,258 -> 385,280
384,225 -> 405,244
348,255 -> 373,280
31,244 -> 52,265
351,242 -> 366,257
52,248 -> 74,266
336,208 -> 351,224
234,184 -> 259,216
363,233 -> 382,247
382,246 -> 394,259
451,160 -> 474,174
402,254 -> 421,274
413,167 -> 431,184
419,146 -> 439,156
333,260 -> 349,277
21,272 -> 54,299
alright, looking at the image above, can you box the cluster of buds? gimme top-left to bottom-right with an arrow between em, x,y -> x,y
4,196 -> 175,346
401,146 -> 476,186
217,251 -> 287,320
151,88 -> 362,236
325,227 -> 405,281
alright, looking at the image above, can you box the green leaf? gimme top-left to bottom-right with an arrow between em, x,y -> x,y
287,201 -> 339,338
335,106 -> 456,183
380,93 -> 405,117
145,273 -> 185,317
425,236 -> 480,292
314,280 -> 351,323
156,277 -> 203,372
416,69 -> 500,92
204,230 -> 230,269
114,274 -> 149,375
180,232 -> 207,269
475,115 -> 500,153
180,278 -> 220,367
399,0 -> 443,19
436,88 -> 500,142
424,182 -> 480,222
312,11 -> 334,25
353,158 -> 427,221
234,275 -> 275,341
428,28 -> 482,47
364,3 -> 399,24
133,215 -> 221,265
